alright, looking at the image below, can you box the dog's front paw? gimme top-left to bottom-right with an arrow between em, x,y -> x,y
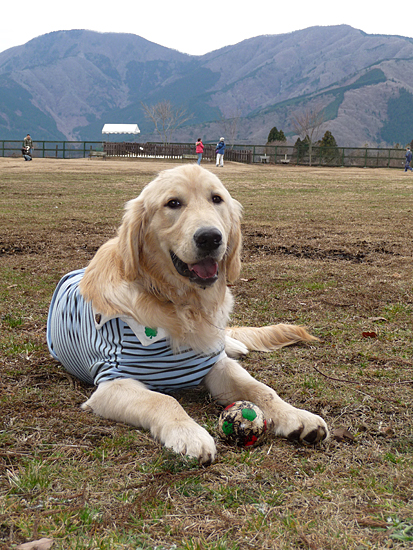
273,406 -> 329,444
225,335 -> 249,358
159,420 -> 217,465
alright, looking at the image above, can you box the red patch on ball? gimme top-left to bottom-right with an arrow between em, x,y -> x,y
218,400 -> 267,447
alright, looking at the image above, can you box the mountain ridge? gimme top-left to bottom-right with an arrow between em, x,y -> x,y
1,26 -> 413,146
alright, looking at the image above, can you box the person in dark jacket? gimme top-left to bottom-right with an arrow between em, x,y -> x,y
405,147 -> 412,172
23,134 -> 33,155
215,137 -> 226,167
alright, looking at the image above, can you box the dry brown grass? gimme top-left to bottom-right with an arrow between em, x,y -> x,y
1,158 -> 412,549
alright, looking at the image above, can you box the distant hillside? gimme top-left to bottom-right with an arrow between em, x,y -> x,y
2,26 -> 413,146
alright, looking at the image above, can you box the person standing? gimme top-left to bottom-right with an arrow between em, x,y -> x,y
196,138 -> 204,165
405,147 -> 413,172
215,137 -> 226,167
23,134 -> 33,155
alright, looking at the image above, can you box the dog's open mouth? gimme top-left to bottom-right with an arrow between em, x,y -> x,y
170,251 -> 218,286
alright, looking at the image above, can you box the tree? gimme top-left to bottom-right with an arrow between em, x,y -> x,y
141,100 -> 193,144
267,126 -> 286,143
220,108 -> 242,149
318,130 -> 340,164
319,130 -> 337,148
294,136 -> 309,164
291,105 -> 324,166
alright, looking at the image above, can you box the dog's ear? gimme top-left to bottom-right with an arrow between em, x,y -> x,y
118,197 -> 147,281
225,199 -> 243,283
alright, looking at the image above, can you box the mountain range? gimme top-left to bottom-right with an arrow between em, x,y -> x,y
1,25 -> 413,146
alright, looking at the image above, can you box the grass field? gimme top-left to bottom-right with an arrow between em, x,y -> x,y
1,157 -> 412,549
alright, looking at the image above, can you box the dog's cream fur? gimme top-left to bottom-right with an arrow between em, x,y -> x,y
78,165 -> 328,463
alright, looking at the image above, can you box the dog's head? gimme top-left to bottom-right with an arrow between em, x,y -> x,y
119,165 -> 242,288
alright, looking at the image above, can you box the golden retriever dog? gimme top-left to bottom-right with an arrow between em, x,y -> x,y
47,164 -> 328,464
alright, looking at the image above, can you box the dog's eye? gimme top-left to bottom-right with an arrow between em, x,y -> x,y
212,195 -> 223,204
166,199 -> 181,209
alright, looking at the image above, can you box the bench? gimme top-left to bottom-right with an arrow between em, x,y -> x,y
259,155 -> 270,163
280,154 -> 290,164
182,154 -> 198,161
89,151 -> 107,160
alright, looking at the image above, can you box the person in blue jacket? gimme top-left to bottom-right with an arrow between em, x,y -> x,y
215,137 -> 226,167
405,147 -> 413,172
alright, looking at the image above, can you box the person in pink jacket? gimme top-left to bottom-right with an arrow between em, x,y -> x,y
196,138 -> 204,165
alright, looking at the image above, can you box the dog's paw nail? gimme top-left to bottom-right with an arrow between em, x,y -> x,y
287,426 -> 304,441
302,429 -> 319,444
320,427 -> 328,441
199,453 -> 213,467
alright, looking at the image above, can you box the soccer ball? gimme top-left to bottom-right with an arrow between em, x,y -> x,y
218,400 -> 267,447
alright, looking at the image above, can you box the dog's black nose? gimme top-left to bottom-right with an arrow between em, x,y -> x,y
194,227 -> 223,251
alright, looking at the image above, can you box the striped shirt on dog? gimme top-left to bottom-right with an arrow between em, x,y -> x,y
47,269 -> 226,392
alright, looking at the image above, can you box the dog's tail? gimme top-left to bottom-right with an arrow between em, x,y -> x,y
225,324 -> 318,355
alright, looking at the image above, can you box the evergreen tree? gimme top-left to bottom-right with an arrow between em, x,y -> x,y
267,126 -> 286,143
294,137 -> 309,163
318,131 -> 339,164
319,130 -> 337,148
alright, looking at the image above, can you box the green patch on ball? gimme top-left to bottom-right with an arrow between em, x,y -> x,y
218,400 -> 267,447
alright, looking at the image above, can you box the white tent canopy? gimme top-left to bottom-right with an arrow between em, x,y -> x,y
102,124 -> 140,135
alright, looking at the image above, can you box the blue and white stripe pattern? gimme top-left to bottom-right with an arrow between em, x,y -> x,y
47,269 -> 226,392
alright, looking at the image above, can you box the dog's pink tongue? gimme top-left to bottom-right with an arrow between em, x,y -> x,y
188,258 -> 218,279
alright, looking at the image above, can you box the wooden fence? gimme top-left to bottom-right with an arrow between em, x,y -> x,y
0,139 -> 409,168
103,142 -> 253,163
249,144 -> 408,168
0,140 -> 102,159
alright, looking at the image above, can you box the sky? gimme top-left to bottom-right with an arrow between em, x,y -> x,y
1,1 -> 412,56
